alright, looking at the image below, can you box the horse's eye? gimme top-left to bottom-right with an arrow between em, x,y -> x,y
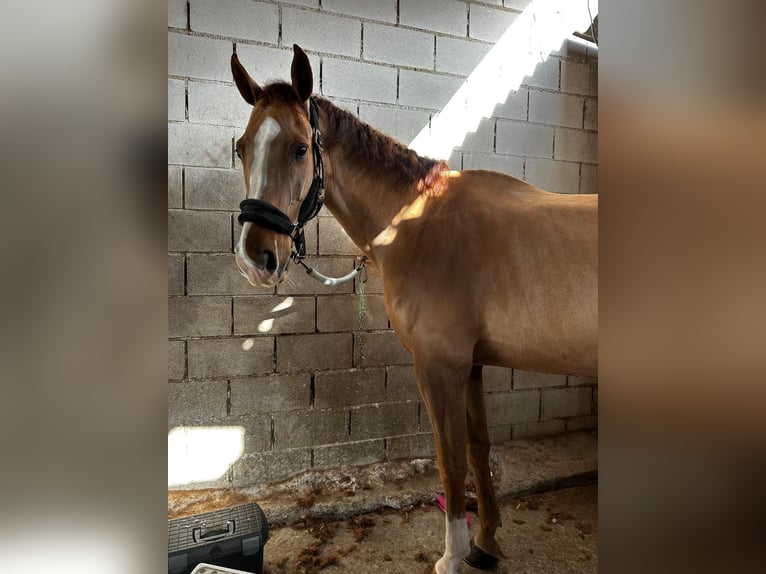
293,144 -> 308,160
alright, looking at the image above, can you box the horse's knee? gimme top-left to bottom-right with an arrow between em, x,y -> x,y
468,434 -> 491,460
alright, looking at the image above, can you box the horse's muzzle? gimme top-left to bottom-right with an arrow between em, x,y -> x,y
234,250 -> 285,288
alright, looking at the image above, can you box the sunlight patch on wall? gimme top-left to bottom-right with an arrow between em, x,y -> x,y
409,0 -> 598,160
253,297 -> 296,333
168,426 -> 244,487
271,296 -> 295,313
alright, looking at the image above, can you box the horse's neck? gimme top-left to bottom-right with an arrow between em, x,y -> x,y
318,105 -> 425,265
322,154 -> 405,260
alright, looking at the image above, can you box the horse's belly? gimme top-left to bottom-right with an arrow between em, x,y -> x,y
473,338 -> 596,377
473,311 -> 597,377
472,242 -> 598,376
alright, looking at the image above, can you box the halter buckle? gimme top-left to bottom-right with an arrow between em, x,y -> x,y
291,226 -> 308,261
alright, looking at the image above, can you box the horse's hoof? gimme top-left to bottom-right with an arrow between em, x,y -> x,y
463,539 -> 499,570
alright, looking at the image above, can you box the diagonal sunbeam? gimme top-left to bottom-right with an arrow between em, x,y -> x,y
409,0 -> 598,160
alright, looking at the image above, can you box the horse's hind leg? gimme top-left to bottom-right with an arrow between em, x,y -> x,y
465,365 -> 503,566
414,356 -> 471,574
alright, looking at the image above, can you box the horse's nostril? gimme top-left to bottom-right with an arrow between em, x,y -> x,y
262,250 -> 278,274
256,249 -> 277,273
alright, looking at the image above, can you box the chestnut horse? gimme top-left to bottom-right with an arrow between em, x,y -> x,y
231,45 -> 597,573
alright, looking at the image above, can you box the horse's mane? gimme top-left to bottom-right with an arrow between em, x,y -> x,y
315,97 -> 447,193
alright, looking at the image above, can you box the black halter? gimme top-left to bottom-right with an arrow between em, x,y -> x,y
238,97 -> 325,260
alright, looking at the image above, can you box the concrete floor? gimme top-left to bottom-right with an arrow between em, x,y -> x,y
263,484 -> 597,573
169,431 -> 598,574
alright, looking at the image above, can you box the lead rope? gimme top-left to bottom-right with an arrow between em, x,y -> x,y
357,261 -> 368,324
295,255 -> 368,286
356,258 -> 368,364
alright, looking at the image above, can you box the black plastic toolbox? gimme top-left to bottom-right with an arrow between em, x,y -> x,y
168,502 -> 268,574
190,564 -> 255,574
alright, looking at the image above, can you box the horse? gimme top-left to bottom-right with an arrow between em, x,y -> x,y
230,44 -> 597,574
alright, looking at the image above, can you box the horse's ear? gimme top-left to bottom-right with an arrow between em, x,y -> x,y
290,44 -> 313,104
231,52 -> 263,106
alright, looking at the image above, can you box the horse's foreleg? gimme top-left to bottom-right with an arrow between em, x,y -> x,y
414,357 -> 471,574
465,365 -> 503,567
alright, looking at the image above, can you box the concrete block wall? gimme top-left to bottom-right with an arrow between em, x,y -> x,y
168,0 -> 598,488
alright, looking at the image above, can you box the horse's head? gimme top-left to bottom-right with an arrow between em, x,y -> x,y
231,44 -> 318,287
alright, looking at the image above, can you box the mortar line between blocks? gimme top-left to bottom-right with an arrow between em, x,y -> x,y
466,2 -> 471,38
526,88 -> 530,121
309,373 -> 316,409
551,128 -> 556,160
537,390 -> 542,421
432,35 -> 437,72
180,166 -> 186,211
183,340 -> 188,380
417,402 -> 422,431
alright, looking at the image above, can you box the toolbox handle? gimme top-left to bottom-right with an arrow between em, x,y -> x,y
192,520 -> 235,543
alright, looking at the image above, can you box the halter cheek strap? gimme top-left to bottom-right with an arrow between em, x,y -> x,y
237,97 -> 325,260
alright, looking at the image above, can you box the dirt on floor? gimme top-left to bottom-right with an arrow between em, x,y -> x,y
262,484 -> 597,574
169,433 -> 598,573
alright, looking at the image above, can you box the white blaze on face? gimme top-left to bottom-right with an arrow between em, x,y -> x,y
236,116 -> 282,268
249,115 -> 281,200
235,221 -> 254,266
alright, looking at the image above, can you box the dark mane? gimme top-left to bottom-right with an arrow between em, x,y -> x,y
316,97 -> 447,191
